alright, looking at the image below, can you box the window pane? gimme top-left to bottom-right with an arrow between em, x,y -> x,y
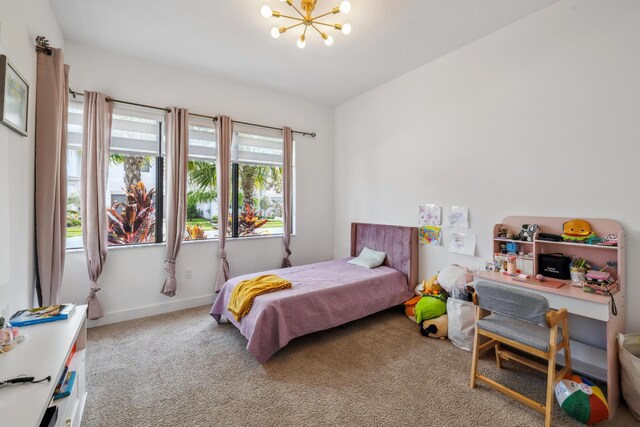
107,105 -> 163,246
185,117 -> 219,241
237,164 -> 283,237
66,100 -> 84,249
232,124 -> 285,237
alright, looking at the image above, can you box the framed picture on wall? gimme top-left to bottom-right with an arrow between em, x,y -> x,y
0,55 -> 29,136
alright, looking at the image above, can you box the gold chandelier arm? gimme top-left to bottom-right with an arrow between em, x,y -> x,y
285,22 -> 305,31
310,24 -> 324,36
286,1 -> 307,19
278,14 -> 305,22
312,20 -> 340,28
310,10 -> 337,21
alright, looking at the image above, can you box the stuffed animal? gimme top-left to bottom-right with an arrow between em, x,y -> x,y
407,275 -> 448,323
403,296 -> 422,322
562,219 -> 596,242
414,274 -> 442,296
420,314 -> 448,339
414,295 -> 446,324
518,224 -> 539,242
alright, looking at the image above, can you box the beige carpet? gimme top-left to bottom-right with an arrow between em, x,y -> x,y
83,306 -> 637,427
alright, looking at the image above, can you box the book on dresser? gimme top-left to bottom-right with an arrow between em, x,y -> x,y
53,370 -> 76,400
9,304 -> 75,327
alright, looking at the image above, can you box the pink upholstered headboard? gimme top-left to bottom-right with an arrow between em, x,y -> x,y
350,223 -> 419,287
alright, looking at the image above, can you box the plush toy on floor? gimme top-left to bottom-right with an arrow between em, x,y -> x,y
404,275 -> 449,339
419,314 -> 448,339
404,275 -> 447,324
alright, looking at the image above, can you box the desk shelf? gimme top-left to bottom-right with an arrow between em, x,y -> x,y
484,216 -> 625,420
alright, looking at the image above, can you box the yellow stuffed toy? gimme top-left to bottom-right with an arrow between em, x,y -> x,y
562,219 -> 596,242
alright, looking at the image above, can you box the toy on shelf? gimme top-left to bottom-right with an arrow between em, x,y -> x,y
562,219 -> 596,242
518,224 -> 539,242
496,225 -> 514,239
505,241 -> 518,253
597,234 -> 618,247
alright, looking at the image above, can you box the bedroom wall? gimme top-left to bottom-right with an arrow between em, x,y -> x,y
0,1 -> 64,319
60,41 -> 334,326
333,0 -> 640,331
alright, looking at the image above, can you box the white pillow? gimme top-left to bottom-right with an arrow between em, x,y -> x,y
348,247 -> 387,269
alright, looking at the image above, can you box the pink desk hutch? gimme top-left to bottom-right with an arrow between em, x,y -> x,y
473,216 -> 625,419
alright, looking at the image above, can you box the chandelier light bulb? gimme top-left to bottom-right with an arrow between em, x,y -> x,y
339,1 -> 351,14
297,36 -> 306,48
271,27 -> 281,38
341,23 -> 352,35
261,5 -> 272,18
324,35 -> 334,46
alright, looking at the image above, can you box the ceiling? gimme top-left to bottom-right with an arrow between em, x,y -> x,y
49,0 -> 558,106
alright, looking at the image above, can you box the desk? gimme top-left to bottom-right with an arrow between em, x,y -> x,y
474,271 -> 625,419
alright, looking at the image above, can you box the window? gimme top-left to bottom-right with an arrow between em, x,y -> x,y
230,125 -> 286,238
185,117 -> 218,241
65,99 -> 292,250
66,101 -> 165,249
107,105 -> 164,247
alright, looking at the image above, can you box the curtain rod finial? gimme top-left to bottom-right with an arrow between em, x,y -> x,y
35,36 -> 53,55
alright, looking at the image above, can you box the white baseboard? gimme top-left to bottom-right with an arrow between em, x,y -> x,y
87,294 -> 216,328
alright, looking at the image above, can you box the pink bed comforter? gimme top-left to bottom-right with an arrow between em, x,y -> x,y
210,258 -> 413,363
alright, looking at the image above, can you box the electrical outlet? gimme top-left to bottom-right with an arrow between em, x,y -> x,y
185,268 -> 192,279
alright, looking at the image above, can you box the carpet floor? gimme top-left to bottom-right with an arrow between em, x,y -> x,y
83,306 -> 638,426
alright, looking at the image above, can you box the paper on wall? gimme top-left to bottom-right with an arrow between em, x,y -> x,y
418,204 -> 441,226
443,206 -> 469,228
449,232 -> 476,256
419,226 -> 442,246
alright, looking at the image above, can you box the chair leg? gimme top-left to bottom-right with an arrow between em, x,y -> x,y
562,318 -> 572,373
495,343 -> 503,369
470,329 -> 480,388
545,329 -> 558,427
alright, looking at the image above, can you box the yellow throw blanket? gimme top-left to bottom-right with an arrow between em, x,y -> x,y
228,274 -> 292,321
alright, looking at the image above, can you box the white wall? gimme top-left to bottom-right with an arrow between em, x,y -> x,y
334,0 -> 640,331
0,1 -> 63,318
60,41 -> 334,326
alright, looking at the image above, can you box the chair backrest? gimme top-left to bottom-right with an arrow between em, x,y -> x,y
475,281 -> 549,327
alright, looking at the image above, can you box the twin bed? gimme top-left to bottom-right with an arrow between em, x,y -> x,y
210,223 -> 418,363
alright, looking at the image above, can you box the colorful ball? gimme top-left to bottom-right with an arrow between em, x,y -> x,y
555,374 -> 608,425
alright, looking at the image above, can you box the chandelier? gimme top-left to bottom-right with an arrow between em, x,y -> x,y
261,0 -> 352,48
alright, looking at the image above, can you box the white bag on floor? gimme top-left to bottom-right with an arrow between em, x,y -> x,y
447,298 -> 475,351
618,333 -> 640,420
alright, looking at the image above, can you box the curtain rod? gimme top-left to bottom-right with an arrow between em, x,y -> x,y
68,89 -> 316,137
37,35 -> 317,137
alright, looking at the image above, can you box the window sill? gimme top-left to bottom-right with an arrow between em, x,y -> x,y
65,233 -> 294,253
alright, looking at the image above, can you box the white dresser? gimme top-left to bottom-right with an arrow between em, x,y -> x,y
0,304 -> 87,426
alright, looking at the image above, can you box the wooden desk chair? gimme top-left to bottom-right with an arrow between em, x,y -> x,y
470,281 -> 571,427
